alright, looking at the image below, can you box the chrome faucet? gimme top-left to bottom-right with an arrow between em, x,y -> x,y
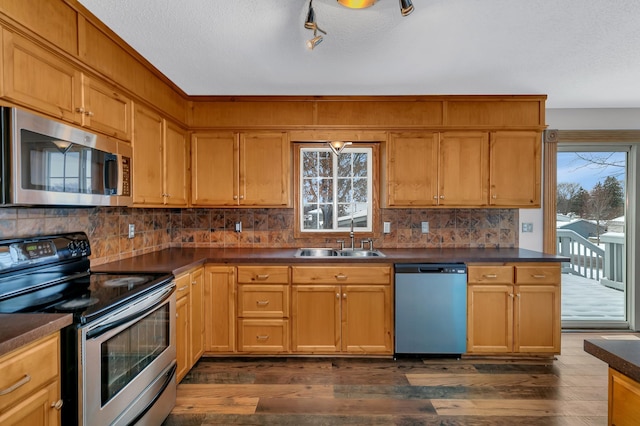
349,218 -> 355,250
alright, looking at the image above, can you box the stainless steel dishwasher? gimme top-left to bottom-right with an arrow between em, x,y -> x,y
395,263 -> 467,355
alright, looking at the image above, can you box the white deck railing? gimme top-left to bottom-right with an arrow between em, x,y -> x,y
557,229 -> 604,280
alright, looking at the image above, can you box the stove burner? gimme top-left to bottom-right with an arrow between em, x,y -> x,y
102,276 -> 147,287
57,297 -> 99,311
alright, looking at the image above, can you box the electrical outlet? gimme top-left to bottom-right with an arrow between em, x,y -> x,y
522,223 -> 533,233
421,221 -> 429,233
383,222 -> 391,234
128,224 -> 135,239
235,222 -> 242,233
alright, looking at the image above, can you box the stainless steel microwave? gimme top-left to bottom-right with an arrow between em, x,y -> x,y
0,107 -> 132,207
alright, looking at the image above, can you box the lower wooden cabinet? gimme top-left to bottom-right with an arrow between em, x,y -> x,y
237,266 -> 290,353
0,333 -> 62,426
609,368 -> 640,426
203,265 -> 236,353
291,265 -> 393,355
175,266 -> 205,382
466,263 -> 561,355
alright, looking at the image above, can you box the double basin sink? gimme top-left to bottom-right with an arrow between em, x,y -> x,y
294,248 -> 386,258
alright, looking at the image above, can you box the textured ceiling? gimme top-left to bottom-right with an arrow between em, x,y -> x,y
76,0 -> 640,108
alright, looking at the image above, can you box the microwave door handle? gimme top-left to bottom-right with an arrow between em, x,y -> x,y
104,154 -> 118,194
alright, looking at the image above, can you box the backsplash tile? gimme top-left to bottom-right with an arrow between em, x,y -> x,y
0,206 -> 518,266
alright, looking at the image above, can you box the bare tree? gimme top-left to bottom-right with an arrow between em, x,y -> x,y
557,182 -> 583,214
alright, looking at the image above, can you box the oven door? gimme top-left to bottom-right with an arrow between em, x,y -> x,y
81,283 -> 176,426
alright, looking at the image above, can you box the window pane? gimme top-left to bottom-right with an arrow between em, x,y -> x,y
303,178 -> 318,203
337,178 -> 351,203
302,151 -> 317,177
353,153 -> 368,177
353,178 -> 368,202
338,154 -> 352,177
319,152 -> 333,177
319,178 -> 333,203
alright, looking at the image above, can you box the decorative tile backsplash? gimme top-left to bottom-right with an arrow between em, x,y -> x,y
0,207 -> 518,266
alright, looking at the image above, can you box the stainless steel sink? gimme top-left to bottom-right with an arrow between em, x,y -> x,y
294,248 -> 340,257
337,249 -> 385,257
294,248 -> 385,258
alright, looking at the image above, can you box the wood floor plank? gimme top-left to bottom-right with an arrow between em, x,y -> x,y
177,384 -> 334,399
255,397 -> 436,416
431,399 -> 608,417
406,373 -> 561,387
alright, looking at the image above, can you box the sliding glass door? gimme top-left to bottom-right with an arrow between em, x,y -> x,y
557,146 -> 629,328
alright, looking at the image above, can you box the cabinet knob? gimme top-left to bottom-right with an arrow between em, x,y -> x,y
85,111 -> 94,117
239,195 -> 244,200
233,195 -> 238,200
336,293 -> 340,299
75,107 -> 85,113
51,399 -> 64,410
440,195 -> 445,199
342,293 -> 347,299
492,194 -> 497,199
192,281 -> 197,285
433,196 -> 438,200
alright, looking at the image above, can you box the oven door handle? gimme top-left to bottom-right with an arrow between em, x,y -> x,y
126,361 -> 177,426
86,284 -> 175,339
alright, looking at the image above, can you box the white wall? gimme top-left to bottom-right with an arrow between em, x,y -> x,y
518,108 -> 640,252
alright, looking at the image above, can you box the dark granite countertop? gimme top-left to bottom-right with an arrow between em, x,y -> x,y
93,247 -> 567,276
584,338 -> 640,383
0,313 -> 72,357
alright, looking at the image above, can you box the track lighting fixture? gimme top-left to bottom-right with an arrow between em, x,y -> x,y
399,0 -> 414,16
305,0 -> 414,50
327,141 -> 352,156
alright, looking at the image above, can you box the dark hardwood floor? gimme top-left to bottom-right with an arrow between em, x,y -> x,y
163,332 -> 626,425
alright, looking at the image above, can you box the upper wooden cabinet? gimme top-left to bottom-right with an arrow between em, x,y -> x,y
386,130 -> 541,208
489,131 -> 541,207
2,28 -> 81,122
80,74 -> 132,141
191,131 -> 291,207
386,131 -> 489,207
133,103 -> 188,206
2,29 -> 132,141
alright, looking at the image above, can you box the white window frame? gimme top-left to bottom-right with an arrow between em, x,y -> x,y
299,146 -> 373,233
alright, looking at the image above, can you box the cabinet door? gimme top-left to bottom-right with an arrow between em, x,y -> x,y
164,120 -> 189,206
342,285 -> 392,353
2,29 -> 82,123
466,284 -> 513,353
0,381 -> 60,426
191,132 -> 238,206
189,268 -> 205,365
132,104 -> 164,205
175,293 -> 190,382
514,284 -> 561,353
291,285 -> 341,353
239,132 -> 290,206
386,132 -> 439,206
204,266 -> 236,353
609,368 -> 640,426
489,131 -> 541,207
81,75 -> 132,140
439,132 -> 489,206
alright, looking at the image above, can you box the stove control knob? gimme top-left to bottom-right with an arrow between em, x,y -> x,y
68,241 -> 77,251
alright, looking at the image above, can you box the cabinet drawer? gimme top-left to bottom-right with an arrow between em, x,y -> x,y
515,265 -> 560,285
0,333 -> 59,411
237,266 -> 289,284
175,273 -> 191,297
467,265 -> 513,284
291,266 -> 391,284
238,319 -> 289,352
238,284 -> 289,318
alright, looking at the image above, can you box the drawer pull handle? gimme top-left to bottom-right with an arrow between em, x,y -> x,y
256,300 -> 270,306
483,274 -> 498,279
256,335 -> 270,341
178,285 -> 189,292
0,374 -> 31,396
256,274 -> 270,281
51,399 -> 64,410
532,274 -> 547,279
335,274 -> 348,281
